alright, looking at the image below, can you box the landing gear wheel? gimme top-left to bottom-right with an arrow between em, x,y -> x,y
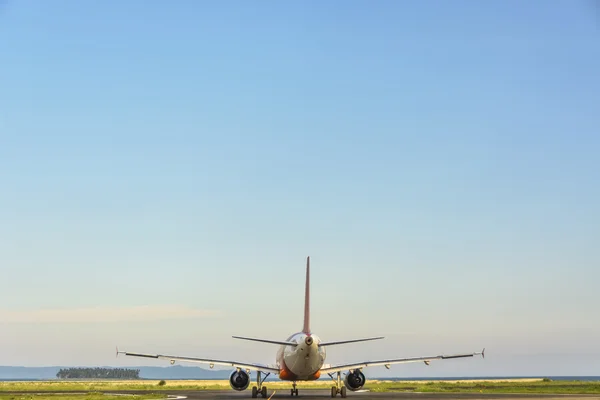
261,386 -> 267,398
341,386 -> 347,398
295,388 -> 299,396
252,386 -> 258,398
331,386 -> 337,398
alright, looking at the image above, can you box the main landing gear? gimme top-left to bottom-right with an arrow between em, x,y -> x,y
290,381 -> 299,396
251,371 -> 270,398
327,371 -> 347,398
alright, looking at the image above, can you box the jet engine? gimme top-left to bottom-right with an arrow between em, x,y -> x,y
344,369 -> 366,391
229,369 -> 250,391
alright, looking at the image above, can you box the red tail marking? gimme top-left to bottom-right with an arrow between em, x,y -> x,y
302,256 -> 310,334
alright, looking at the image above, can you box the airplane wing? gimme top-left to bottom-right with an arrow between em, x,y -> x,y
116,348 -> 280,374
320,349 -> 485,374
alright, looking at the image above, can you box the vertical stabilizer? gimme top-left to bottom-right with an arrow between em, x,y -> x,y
302,256 -> 311,334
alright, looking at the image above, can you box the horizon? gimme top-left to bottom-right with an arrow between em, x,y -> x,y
2,365 -> 600,381
1,0 -> 599,377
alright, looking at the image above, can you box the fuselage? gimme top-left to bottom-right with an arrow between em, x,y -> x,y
276,332 -> 326,381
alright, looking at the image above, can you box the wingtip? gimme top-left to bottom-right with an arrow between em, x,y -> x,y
116,346 -> 126,358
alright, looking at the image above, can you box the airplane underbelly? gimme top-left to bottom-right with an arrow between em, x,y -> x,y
283,352 -> 323,380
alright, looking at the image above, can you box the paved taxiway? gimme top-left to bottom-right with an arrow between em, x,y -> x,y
105,390 -> 599,399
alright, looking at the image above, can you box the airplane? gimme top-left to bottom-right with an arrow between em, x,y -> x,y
117,257 -> 484,398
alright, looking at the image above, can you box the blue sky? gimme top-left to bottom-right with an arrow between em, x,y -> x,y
0,0 -> 599,376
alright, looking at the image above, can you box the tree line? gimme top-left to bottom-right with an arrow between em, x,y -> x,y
56,367 -> 140,379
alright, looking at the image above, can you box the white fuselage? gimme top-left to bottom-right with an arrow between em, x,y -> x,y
275,332 -> 326,380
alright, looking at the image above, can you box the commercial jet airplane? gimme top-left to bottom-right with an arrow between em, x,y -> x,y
117,257 -> 484,398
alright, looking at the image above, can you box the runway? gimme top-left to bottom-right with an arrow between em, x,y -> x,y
2,391 -> 598,400
101,390 -> 600,400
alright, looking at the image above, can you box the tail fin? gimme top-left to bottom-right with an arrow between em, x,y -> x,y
302,256 -> 311,334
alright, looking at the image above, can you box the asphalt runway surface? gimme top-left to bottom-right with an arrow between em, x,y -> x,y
3,391 -> 599,399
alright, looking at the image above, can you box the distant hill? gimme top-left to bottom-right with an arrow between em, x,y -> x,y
0,366 -> 61,380
137,365 -> 230,379
0,365 -> 230,380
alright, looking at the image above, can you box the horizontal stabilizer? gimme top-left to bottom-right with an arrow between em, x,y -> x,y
232,336 -> 298,347
319,337 -> 385,347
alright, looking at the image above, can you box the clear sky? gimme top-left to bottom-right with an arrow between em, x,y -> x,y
1,0 -> 599,377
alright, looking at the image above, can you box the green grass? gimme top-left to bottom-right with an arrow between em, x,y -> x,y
366,380 -> 600,394
0,381 -> 235,392
1,379 -> 599,395
0,394 -> 163,400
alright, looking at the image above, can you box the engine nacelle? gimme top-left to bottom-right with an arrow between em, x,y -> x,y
344,369 -> 366,391
229,369 -> 250,391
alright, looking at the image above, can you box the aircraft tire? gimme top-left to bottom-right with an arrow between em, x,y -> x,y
341,386 -> 347,398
